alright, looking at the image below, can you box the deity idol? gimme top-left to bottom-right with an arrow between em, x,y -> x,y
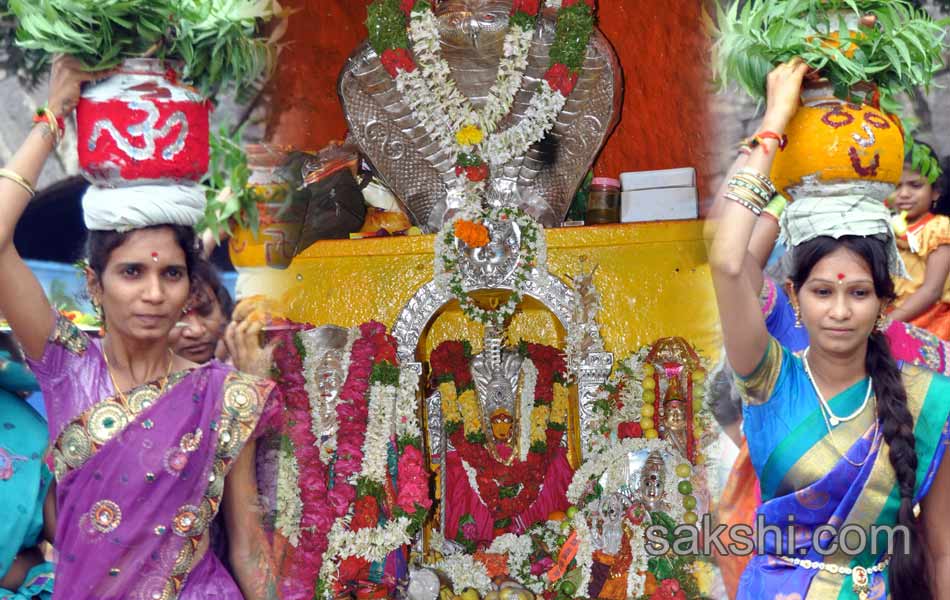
432,323 -> 574,546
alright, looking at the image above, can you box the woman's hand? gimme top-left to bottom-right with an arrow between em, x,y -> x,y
761,57 -> 809,134
223,315 -> 274,379
47,55 -> 116,118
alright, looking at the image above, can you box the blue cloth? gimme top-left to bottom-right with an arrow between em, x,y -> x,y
736,339 -> 950,599
763,281 -> 809,352
0,562 -> 54,600
0,352 -> 51,596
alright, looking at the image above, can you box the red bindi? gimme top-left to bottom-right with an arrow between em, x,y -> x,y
837,273 -> 846,283
151,252 -> 159,263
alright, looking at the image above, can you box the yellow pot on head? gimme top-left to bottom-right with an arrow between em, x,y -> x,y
769,83 -> 904,202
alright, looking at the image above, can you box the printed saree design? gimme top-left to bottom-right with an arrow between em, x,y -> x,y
736,340 -> 950,600
31,315 -> 277,600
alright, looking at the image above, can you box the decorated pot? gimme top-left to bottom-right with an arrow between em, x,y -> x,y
232,144 -> 303,270
76,58 -> 211,185
770,80 -> 903,202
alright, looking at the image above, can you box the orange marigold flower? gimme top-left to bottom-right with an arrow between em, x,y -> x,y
454,220 -> 490,248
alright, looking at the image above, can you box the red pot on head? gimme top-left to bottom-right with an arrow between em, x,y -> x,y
76,58 -> 211,186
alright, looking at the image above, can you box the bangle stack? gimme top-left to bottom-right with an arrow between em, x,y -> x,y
725,167 -> 776,216
32,107 -> 65,146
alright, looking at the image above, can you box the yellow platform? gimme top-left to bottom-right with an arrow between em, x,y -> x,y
231,220 -> 721,363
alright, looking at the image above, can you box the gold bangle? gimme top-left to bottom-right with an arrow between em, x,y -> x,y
725,183 -> 767,210
735,167 -> 776,196
0,168 -> 36,197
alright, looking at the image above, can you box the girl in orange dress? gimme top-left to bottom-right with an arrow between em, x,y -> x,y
890,149 -> 950,339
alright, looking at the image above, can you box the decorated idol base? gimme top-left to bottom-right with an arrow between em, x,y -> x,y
265,206 -> 718,600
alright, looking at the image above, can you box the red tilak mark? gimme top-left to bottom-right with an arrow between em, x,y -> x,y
849,147 -> 880,177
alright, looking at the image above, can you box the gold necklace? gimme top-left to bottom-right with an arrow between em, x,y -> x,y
103,346 -> 174,404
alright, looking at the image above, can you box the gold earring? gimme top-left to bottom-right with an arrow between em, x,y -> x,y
875,312 -> 888,332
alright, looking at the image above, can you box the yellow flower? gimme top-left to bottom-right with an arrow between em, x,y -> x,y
530,405 -> 550,444
551,384 -> 569,426
440,382 -> 462,423
455,124 -> 484,147
458,389 -> 482,434
691,560 -> 715,596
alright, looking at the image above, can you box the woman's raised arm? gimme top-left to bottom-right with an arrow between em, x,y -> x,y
707,58 -> 808,376
0,56 -> 111,359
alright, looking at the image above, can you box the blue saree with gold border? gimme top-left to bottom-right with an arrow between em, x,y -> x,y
736,338 -> 950,600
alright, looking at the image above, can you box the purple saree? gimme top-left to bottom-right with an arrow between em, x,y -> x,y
28,314 -> 279,600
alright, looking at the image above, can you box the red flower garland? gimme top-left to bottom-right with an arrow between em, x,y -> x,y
430,341 -> 567,526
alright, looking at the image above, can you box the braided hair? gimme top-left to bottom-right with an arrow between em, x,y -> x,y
790,235 -> 929,600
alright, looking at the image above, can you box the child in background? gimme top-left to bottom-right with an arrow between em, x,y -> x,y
889,144 -> 950,338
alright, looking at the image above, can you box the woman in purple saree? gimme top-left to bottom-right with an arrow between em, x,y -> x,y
709,59 -> 950,599
0,57 -> 281,599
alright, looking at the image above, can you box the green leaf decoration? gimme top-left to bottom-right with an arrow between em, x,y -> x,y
711,0 -> 947,103
7,0 -> 285,95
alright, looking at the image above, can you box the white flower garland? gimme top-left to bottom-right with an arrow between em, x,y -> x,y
395,366 -> 423,441
360,383 -> 396,485
567,437 -> 688,522
275,442 -> 303,546
571,511 -> 594,598
518,359 -> 538,461
387,1 -> 573,215
319,516 -> 413,592
409,7 -> 534,135
460,458 -> 487,507
316,362 -> 427,598
487,533 -> 539,592
626,521 -> 649,598
481,84 -> 567,169
432,553 -> 493,595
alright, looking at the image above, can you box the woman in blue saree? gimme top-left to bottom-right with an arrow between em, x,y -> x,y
708,58 -> 950,599
0,337 -> 54,599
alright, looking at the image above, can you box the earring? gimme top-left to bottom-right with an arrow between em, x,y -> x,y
793,304 -> 803,328
875,312 -> 888,332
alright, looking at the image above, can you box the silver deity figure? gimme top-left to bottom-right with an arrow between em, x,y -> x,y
637,450 -> 668,512
470,322 -> 524,450
339,0 -> 622,230
590,492 -> 626,555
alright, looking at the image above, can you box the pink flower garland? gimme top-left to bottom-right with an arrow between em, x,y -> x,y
327,322 -> 381,517
271,325 -> 333,600
275,321 -> 432,599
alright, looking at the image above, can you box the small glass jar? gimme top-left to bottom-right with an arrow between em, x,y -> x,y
586,177 -> 621,224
